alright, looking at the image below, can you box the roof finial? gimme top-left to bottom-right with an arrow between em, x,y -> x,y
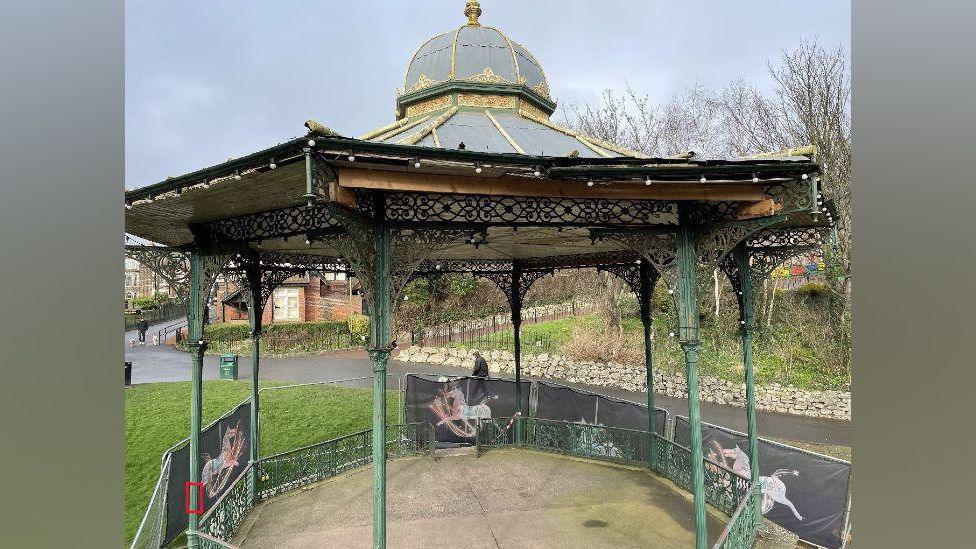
464,0 -> 482,26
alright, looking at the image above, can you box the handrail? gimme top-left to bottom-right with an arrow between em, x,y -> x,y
712,479 -> 762,549
195,531 -> 241,549
197,464 -> 252,524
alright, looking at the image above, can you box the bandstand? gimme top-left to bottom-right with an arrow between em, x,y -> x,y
125,3 -> 836,548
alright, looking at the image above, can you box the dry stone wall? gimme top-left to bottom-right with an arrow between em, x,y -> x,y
395,345 -> 851,421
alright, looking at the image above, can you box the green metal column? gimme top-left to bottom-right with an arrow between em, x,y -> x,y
245,259 -> 263,502
368,215 -> 392,549
638,259 -> 656,466
675,206 -> 707,549
186,250 -> 206,549
735,244 -> 761,517
511,262 -> 524,444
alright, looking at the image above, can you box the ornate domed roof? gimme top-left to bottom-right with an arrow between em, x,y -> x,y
360,1 -> 645,159
400,2 -> 550,110
404,12 -> 549,99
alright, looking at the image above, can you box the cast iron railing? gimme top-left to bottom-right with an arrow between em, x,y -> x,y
255,424 -> 426,500
523,417 -> 650,465
476,417 -> 749,517
713,480 -> 762,549
649,432 -> 750,516
125,304 -> 185,331
198,465 -> 253,548
133,418 -> 753,548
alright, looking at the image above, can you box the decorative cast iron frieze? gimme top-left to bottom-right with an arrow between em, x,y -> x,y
385,193 -> 678,227
195,203 -> 343,245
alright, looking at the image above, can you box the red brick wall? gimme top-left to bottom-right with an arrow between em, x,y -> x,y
215,277 -> 361,324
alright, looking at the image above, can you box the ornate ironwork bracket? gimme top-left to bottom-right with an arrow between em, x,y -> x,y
303,150 -> 338,207
720,227 -> 827,330
326,204 -> 468,315
194,203 -> 343,245
479,265 -> 553,320
124,245 -> 191,305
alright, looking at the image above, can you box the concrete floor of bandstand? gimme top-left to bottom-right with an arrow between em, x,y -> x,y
231,448 -> 767,549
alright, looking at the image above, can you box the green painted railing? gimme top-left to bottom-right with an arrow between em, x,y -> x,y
139,419 -> 754,548
255,424 -> 427,500
523,417 -> 650,465
198,465 -> 253,548
479,417 -> 749,518
648,431 -> 750,516
713,480 -> 762,549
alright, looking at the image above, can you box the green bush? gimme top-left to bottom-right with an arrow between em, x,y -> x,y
204,321 -> 350,343
449,274 -> 478,297
263,321 -> 349,339
792,282 -> 830,300
347,313 -> 370,343
204,322 -> 251,342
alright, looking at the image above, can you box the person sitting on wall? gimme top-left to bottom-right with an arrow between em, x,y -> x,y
472,350 -> 489,378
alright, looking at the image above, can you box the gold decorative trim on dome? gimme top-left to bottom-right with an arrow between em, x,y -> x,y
370,114 -> 432,142
532,81 -> 550,97
518,101 -> 550,121
403,30 -> 451,91
358,116 -> 413,141
404,95 -> 453,118
466,67 -> 510,84
407,74 -> 438,94
397,106 -> 458,145
457,93 -> 517,109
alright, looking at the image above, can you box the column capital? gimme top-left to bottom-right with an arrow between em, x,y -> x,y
679,340 -> 701,352
367,345 -> 394,367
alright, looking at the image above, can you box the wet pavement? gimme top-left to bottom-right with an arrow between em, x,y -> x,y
232,449 -> 733,549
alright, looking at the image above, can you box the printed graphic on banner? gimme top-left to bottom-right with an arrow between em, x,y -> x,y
674,416 -> 850,549
404,374 -> 529,444
536,381 -> 667,436
163,400 -> 251,546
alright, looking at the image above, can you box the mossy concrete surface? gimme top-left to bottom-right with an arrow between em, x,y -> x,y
233,449 -> 742,548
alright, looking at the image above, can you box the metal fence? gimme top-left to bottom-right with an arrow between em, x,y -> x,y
155,318 -> 187,345
128,454 -> 172,549
713,480 -> 762,549
125,304 -> 185,331
409,301 -> 592,352
198,465 -> 253,548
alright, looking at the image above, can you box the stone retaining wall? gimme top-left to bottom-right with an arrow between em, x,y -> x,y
395,346 -> 851,421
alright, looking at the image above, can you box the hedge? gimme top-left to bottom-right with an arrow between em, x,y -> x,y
204,321 -> 350,342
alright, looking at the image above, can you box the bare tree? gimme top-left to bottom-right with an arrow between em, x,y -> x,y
561,39 -> 852,367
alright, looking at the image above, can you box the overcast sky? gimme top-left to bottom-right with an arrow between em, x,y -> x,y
125,0 -> 850,189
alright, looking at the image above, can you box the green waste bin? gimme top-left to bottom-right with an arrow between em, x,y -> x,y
219,354 -> 239,380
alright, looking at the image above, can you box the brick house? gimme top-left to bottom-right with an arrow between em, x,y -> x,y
213,273 -> 364,324
124,257 -> 177,302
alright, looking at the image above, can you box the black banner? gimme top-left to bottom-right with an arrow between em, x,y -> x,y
674,417 -> 850,549
536,381 -> 667,436
404,374 -> 530,444
164,400 -> 252,546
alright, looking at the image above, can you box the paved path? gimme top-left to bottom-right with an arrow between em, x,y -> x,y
125,344 -> 850,447
232,449 -> 735,549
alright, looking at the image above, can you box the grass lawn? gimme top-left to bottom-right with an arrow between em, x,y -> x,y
124,380 -> 399,543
